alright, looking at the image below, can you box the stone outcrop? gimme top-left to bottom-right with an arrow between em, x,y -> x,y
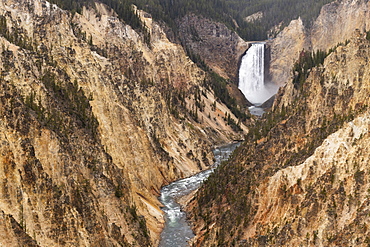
0,0 -> 247,246
189,31 -> 370,246
269,18 -> 308,86
270,0 -> 370,86
178,14 -> 249,81
311,0 -> 370,51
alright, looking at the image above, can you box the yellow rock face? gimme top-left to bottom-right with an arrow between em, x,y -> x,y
269,18 -> 308,86
270,0 -> 370,87
189,30 -> 370,246
0,0 -> 247,246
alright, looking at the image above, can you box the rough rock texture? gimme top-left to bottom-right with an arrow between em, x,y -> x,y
311,0 -> 370,51
270,0 -> 370,86
0,210 -> 39,246
0,0 -> 247,246
178,14 -> 249,81
244,12 -> 263,23
269,18 -> 309,86
189,32 -> 370,246
240,114 -> 370,246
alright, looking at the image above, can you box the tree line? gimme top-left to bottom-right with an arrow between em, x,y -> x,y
48,0 -> 334,42
48,0 -> 151,44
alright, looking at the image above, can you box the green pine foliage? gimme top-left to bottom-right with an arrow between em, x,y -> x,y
131,0 -> 334,40
205,71 -> 248,122
234,0 -> 334,39
293,49 -> 327,89
48,0 -> 151,45
48,0 -> 334,42
0,15 -> 34,51
45,0 -> 89,14
24,69 -> 99,140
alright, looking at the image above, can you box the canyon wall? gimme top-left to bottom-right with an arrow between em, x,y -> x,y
0,0 -> 247,246
178,14 -> 250,106
178,14 -> 249,81
269,18 -> 308,86
270,0 -> 370,86
189,27 -> 370,246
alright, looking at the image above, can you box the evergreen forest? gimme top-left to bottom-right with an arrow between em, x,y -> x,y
49,0 -> 335,41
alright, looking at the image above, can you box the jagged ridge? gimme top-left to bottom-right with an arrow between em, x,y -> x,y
189,31 -> 370,246
0,0 -> 248,246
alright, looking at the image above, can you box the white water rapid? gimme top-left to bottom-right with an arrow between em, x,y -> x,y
159,143 -> 240,247
238,43 -> 278,105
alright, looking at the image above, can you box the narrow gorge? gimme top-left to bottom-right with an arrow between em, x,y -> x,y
1,0 -> 370,246
0,0 -> 247,246
159,143 -> 239,246
188,0 -> 370,245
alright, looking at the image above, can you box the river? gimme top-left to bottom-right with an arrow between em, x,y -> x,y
158,142 -> 240,247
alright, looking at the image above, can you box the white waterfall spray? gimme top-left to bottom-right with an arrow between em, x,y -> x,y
238,43 -> 278,105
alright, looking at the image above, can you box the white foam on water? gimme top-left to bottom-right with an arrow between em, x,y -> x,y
239,43 -> 279,105
159,143 -> 240,247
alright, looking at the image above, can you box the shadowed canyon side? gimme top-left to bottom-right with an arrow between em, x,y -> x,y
178,14 -> 249,81
177,14 -> 250,108
0,0 -> 248,246
188,29 -> 370,246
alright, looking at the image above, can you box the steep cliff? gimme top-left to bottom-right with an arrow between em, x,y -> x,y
177,14 -> 250,108
178,14 -> 248,81
189,31 -> 370,246
269,18 -> 308,86
270,0 -> 370,86
311,0 -> 370,51
0,0 -> 247,246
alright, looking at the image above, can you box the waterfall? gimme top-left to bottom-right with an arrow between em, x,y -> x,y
238,43 -> 277,105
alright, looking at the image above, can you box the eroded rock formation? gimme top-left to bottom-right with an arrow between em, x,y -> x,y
189,30 -> 370,246
270,0 -> 370,86
178,14 -> 249,81
0,0 -> 247,246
